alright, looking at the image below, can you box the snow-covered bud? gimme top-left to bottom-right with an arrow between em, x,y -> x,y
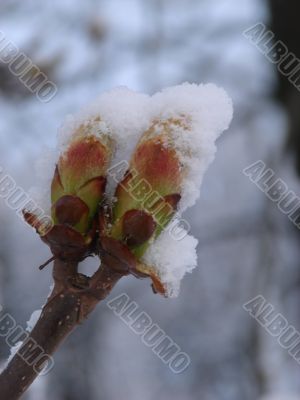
51,129 -> 113,233
110,117 -> 188,255
25,118 -> 115,261
106,83 -> 233,296
101,117 -> 191,293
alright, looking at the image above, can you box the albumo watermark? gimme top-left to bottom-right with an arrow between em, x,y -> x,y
244,295 -> 300,366
0,166 -> 53,234
0,305 -> 54,376
0,30 -> 58,103
108,160 -> 191,242
244,22 -> 300,93
243,160 -> 300,230
107,293 -> 191,374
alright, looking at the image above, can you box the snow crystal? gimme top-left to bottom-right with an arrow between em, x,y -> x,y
142,225 -> 198,298
4,311 -> 42,368
6,341 -> 23,366
58,115 -> 112,152
26,309 -> 42,332
47,283 -> 54,298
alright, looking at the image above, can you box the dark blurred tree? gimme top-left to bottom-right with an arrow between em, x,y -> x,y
268,0 -> 300,174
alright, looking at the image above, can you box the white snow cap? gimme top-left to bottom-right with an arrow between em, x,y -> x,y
31,83 -> 233,297
151,83 -> 233,211
58,86 -> 150,156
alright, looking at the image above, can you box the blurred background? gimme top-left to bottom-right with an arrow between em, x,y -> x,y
0,0 -> 300,399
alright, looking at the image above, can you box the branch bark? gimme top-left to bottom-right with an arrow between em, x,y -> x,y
0,259 -> 124,400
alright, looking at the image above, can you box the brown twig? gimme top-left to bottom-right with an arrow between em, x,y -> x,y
0,259 -> 124,400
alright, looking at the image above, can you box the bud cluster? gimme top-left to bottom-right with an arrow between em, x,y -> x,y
24,84 -> 233,296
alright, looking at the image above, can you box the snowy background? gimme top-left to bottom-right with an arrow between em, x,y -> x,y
1,0 -> 300,399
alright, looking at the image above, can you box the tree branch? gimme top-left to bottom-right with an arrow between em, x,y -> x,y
0,259 -> 124,400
